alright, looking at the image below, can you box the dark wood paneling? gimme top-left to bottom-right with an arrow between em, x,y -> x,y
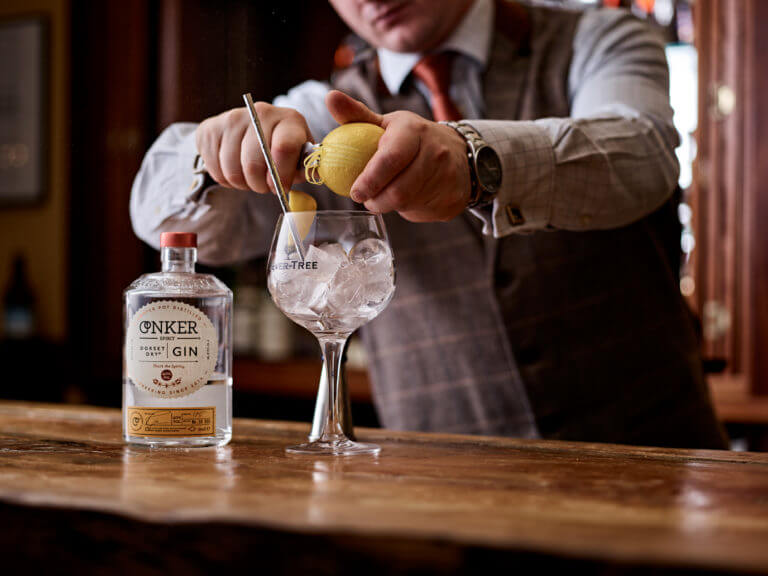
695,0 -> 768,395
69,0 -> 153,404
68,1 -> 347,406
746,0 -> 768,395
158,0 -> 347,127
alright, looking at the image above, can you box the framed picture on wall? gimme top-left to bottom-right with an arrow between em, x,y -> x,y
0,18 -> 47,205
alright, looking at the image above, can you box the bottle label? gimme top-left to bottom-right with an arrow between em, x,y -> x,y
126,406 -> 216,437
126,301 -> 218,398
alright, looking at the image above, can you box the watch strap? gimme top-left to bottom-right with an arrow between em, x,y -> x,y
440,120 -> 497,209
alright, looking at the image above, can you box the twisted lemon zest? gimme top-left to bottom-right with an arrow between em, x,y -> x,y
303,146 -> 324,185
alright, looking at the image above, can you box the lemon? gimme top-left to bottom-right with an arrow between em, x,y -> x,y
288,189 -> 317,213
287,190 -> 317,242
304,122 -> 384,197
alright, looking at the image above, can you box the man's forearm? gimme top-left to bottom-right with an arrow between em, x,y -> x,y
129,122 -> 278,265
130,79 -> 337,264
469,111 -> 679,236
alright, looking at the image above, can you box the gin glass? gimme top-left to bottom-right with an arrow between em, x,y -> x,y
267,211 -> 395,455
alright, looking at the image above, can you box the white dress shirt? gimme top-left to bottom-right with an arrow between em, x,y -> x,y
378,0 -> 493,120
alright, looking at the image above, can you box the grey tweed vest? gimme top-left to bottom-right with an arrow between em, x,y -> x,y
329,3 -> 727,448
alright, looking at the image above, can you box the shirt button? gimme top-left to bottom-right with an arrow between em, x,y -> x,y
581,214 -> 592,226
505,205 -> 525,226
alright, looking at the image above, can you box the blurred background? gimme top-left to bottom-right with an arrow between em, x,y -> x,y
1,0 -> 766,448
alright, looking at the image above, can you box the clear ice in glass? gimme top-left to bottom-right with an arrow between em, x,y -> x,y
270,239 -> 394,333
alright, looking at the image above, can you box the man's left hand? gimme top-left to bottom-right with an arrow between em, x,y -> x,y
326,90 -> 471,222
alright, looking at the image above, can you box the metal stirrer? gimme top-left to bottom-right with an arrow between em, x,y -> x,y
242,93 -> 306,260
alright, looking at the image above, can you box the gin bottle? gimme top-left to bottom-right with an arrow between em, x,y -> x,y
123,232 -> 232,447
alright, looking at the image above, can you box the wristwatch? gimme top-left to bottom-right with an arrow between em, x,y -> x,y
191,154 -> 215,194
441,121 -> 503,208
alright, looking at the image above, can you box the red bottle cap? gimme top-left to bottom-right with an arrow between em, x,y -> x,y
160,232 -> 197,248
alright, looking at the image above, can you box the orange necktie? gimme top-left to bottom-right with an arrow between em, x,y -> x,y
411,52 -> 462,122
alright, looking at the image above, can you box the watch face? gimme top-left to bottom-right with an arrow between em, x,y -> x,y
476,146 -> 502,192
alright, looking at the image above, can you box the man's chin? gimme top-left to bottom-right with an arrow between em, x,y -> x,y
376,30 -> 428,53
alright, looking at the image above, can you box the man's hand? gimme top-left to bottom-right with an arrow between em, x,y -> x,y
195,103 -> 313,193
326,90 -> 471,222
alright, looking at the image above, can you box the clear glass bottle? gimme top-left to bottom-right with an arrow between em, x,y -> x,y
123,232 -> 232,447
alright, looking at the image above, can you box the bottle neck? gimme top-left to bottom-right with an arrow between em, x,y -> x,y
161,247 -> 197,273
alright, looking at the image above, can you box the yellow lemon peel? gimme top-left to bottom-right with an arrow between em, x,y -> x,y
303,122 -> 384,197
287,190 -> 317,243
288,189 -> 317,213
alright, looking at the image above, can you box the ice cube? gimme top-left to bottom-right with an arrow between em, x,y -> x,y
328,262 -> 366,311
268,261 -> 300,302
269,269 -> 310,315
271,273 -> 329,317
337,229 -> 362,254
307,243 -> 349,282
305,281 -> 330,314
349,238 -> 394,305
268,244 -> 349,316
349,238 -> 390,263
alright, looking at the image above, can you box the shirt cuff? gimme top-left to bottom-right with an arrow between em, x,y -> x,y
464,120 -> 555,236
153,126 -> 213,234
174,127 -> 207,203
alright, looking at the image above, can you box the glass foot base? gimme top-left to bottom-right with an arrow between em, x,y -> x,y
286,439 -> 380,456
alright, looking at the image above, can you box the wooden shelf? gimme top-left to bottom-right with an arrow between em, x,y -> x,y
709,374 -> 768,424
233,357 -> 372,403
234,359 -> 768,425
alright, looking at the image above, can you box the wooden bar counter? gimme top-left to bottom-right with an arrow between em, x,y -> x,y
1,402 -> 768,574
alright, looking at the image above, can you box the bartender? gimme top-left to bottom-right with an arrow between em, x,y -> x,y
130,0 -> 728,449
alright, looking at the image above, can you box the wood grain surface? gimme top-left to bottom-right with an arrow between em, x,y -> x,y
1,401 -> 767,574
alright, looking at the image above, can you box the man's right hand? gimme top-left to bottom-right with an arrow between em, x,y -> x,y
195,102 -> 313,193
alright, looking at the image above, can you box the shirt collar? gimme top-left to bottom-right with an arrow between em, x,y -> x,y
377,0 -> 494,95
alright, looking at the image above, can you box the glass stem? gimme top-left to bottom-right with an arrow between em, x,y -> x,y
317,335 -> 349,443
